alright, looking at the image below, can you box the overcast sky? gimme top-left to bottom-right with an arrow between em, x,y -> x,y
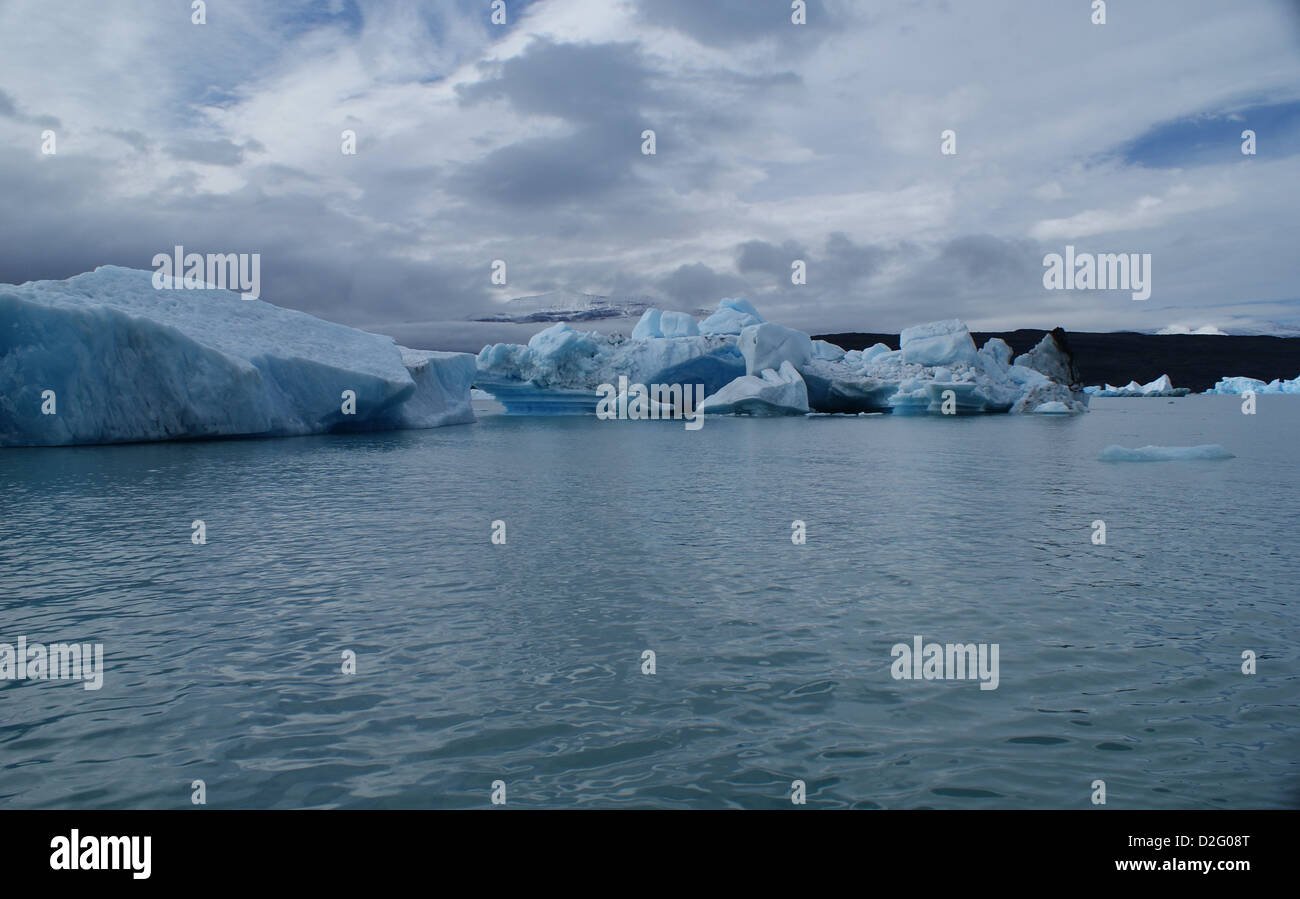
2,0 -> 1299,349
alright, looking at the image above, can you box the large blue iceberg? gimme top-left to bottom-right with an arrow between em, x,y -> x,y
0,266 -> 476,446
475,301 -> 1089,417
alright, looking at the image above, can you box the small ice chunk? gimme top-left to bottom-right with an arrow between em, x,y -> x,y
1098,444 -> 1235,462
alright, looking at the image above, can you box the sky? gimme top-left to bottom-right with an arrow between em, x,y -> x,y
1,0 -> 1298,350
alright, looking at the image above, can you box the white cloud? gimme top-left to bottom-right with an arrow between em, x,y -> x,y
0,0 -> 1298,338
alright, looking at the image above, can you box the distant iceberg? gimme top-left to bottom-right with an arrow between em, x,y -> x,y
1084,374 -> 1190,397
476,303 -> 1090,417
1098,444 -> 1235,462
1156,324 -> 1228,336
0,266 -> 475,447
1204,374 -> 1300,395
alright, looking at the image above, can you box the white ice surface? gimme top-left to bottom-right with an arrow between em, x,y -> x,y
739,322 -> 814,376
899,319 -> 979,367
475,303 -> 1089,416
811,339 -> 846,362
1085,374 -> 1188,397
699,361 -> 809,416
1205,375 -> 1300,395
0,266 -> 475,446
632,308 -> 700,339
698,297 -> 765,335
1098,444 -> 1235,461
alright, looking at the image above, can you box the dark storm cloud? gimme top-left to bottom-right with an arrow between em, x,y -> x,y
736,238 -> 809,281
636,0 -> 830,47
0,144 -> 492,326
0,88 -> 59,128
448,125 -> 645,208
738,233 -> 896,290
2,0 -> 1296,344
709,233 -> 1057,334
820,232 -> 891,285
446,36 -> 781,218
457,39 -> 653,122
936,234 -> 1041,286
656,262 -> 748,307
449,40 -> 662,208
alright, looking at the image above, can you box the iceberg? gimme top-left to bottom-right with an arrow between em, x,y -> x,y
1084,374 -> 1191,397
979,337 -> 1014,368
739,322 -> 813,375
0,266 -> 475,447
699,361 -> 809,416
1204,374 -> 1300,395
380,348 -> 476,430
1098,444 -> 1235,462
811,339 -> 846,362
900,319 -> 979,367
475,322 -> 744,414
473,300 -> 1090,417
698,297 -> 765,335
631,308 -> 700,340
1013,329 -> 1080,387
799,359 -> 898,413
1005,330 -> 1090,413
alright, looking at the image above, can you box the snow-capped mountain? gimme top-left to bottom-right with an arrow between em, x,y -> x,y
471,291 -> 679,324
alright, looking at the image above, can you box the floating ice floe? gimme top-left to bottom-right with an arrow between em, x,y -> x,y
475,302 -> 1090,416
1084,374 -> 1191,397
1204,375 -> 1300,395
0,266 -> 476,446
1098,444 -> 1235,462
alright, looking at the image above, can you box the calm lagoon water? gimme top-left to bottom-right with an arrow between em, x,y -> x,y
1,396 -> 1297,809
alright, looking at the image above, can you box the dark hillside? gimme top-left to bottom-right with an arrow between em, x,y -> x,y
814,331 -> 1300,393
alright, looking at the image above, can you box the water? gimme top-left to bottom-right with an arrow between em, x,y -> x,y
1,396 -> 1297,809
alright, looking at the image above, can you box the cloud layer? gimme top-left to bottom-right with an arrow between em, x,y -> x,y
1,0 -> 1298,348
